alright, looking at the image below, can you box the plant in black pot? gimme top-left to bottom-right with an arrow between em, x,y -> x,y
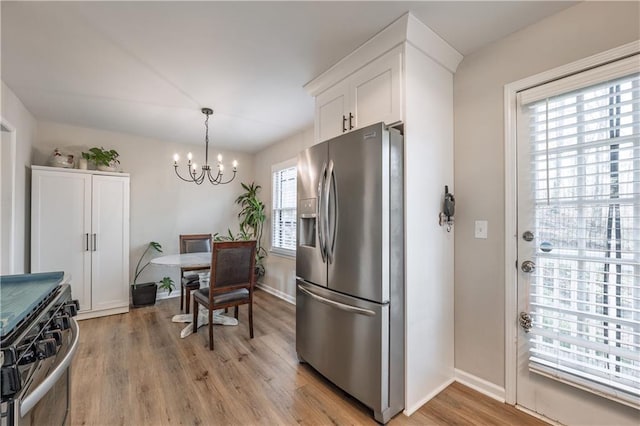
131,241 -> 163,307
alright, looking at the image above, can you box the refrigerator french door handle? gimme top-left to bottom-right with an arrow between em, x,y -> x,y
298,284 -> 375,316
324,160 -> 334,263
317,162 -> 327,262
328,167 -> 337,263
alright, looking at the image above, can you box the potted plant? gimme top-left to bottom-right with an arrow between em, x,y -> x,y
131,241 -> 162,307
235,182 -> 267,277
82,147 -> 120,172
158,276 -> 175,295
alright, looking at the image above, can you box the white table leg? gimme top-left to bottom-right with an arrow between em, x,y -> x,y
172,307 -> 239,338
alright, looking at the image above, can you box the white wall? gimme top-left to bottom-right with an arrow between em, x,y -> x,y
1,81 -> 37,273
252,127 -> 314,301
453,0 -> 640,390
33,121 -> 254,288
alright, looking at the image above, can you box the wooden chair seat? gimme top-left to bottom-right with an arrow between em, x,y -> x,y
192,240 -> 256,350
193,287 -> 249,306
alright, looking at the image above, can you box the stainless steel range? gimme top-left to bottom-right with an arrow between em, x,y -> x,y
1,272 -> 79,426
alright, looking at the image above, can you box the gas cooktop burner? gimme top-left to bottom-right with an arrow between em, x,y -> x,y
1,272 -> 80,426
0,272 -> 66,344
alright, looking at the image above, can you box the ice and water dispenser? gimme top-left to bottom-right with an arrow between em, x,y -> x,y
298,198 -> 317,247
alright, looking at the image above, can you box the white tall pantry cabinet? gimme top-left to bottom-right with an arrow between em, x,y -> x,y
305,13 -> 463,415
31,166 -> 130,320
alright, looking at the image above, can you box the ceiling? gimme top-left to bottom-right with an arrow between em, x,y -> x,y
1,1 -> 577,153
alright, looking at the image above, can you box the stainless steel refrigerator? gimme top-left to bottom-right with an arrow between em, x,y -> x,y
296,122 -> 404,424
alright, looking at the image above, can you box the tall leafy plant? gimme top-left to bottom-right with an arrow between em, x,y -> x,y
133,241 -> 162,284
235,182 -> 267,276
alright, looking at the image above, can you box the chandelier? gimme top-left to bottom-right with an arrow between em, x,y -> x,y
173,108 -> 237,185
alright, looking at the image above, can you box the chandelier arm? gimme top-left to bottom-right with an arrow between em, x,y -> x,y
192,168 -> 206,185
175,165 -> 199,183
215,170 -> 237,185
206,168 -> 222,184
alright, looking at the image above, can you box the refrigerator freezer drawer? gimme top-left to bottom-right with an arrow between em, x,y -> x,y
296,280 -> 389,416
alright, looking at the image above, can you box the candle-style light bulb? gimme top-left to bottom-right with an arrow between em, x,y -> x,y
232,160 -> 238,169
217,153 -> 223,162
192,163 -> 197,171
187,152 -> 193,161
173,153 -> 179,163
219,164 -> 224,173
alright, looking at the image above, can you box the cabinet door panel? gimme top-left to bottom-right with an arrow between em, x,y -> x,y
91,175 -> 130,311
351,47 -> 402,129
315,80 -> 348,143
31,171 -> 92,311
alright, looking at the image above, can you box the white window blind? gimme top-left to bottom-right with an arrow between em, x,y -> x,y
272,162 -> 297,255
520,63 -> 640,406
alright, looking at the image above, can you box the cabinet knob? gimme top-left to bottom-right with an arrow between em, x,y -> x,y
348,112 -> 354,130
342,115 -> 347,132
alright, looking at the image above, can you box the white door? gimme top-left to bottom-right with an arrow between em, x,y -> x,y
31,170 -> 92,311
91,175 -> 130,311
516,57 -> 639,424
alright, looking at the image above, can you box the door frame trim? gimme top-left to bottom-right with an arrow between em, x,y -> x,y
502,40 -> 640,405
1,117 -> 17,274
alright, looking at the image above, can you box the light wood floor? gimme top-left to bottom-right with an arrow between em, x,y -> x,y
71,289 -> 547,425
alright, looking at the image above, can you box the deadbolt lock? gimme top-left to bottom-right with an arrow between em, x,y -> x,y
522,231 -> 534,242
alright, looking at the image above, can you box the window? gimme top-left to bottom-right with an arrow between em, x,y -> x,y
519,58 -> 639,405
271,159 -> 297,256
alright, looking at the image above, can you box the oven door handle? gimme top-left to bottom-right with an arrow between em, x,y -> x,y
20,318 -> 80,417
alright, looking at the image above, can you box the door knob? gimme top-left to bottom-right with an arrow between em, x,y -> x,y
519,312 -> 532,332
521,260 -> 536,273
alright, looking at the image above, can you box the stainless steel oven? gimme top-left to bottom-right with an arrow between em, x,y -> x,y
1,272 -> 79,426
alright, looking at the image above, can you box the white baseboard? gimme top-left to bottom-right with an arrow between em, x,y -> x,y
77,306 -> 129,320
256,283 -> 295,305
403,377 -> 455,416
454,368 -> 506,403
157,291 -> 179,301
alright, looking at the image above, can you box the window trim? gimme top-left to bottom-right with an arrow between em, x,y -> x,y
271,158 -> 297,258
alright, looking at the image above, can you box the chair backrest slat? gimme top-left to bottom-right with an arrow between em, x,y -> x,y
210,241 -> 257,297
179,234 -> 212,254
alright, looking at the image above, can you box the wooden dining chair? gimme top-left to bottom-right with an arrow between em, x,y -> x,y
179,233 -> 212,314
192,240 -> 257,350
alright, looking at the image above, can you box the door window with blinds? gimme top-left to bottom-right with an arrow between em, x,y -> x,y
518,56 -> 639,406
271,159 -> 297,256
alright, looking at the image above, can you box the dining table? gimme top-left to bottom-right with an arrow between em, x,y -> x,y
150,251 -> 238,338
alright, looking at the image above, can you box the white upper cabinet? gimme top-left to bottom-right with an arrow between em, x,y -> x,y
316,79 -> 350,142
350,47 -> 402,131
314,47 -> 402,142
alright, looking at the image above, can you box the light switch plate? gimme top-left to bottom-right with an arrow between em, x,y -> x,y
475,220 -> 488,239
